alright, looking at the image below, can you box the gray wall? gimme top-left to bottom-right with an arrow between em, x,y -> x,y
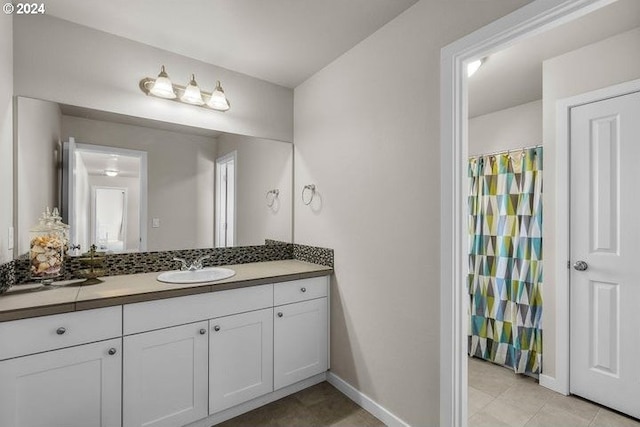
469,100 -> 542,156
217,134 -> 292,246
16,98 -> 62,254
0,15 -> 12,264
293,1 -> 530,424
13,15 -> 294,143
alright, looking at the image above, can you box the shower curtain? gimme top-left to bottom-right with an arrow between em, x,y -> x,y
468,147 -> 543,374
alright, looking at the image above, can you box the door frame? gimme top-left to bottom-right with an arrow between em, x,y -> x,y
440,1 -> 618,425
215,151 -> 237,247
555,77 -> 640,395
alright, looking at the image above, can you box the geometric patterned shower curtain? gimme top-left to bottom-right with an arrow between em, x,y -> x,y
468,147 -> 543,374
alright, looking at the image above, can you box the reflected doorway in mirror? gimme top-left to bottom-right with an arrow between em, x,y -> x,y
62,140 -> 148,254
215,151 -> 236,248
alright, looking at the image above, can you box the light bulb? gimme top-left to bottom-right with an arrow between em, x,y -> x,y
207,81 -> 230,111
149,66 -> 177,99
181,74 -> 205,105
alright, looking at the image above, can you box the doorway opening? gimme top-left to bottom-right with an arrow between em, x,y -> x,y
62,140 -> 147,253
215,151 -> 236,248
92,187 -> 128,252
441,0 -> 640,425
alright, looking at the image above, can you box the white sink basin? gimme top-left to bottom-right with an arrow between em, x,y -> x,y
157,267 -> 236,284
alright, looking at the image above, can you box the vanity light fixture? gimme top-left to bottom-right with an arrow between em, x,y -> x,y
140,66 -> 231,112
181,74 -> 205,105
104,169 -> 119,177
207,81 -> 230,111
149,66 -> 177,99
467,58 -> 485,78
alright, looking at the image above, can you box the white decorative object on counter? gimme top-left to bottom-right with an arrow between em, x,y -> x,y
29,208 -> 65,281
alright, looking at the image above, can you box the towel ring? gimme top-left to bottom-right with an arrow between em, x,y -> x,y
266,189 -> 279,207
302,184 -> 316,205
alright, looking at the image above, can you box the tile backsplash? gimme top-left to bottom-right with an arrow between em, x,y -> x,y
9,241 -> 333,286
293,243 -> 334,268
0,260 -> 16,294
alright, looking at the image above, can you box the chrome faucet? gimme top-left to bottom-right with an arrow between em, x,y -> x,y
191,255 -> 211,270
173,255 -> 211,271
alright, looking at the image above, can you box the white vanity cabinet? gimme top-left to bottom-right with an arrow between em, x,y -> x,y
122,321 -> 209,427
0,273 -> 330,427
209,308 -> 273,414
273,277 -> 329,390
0,307 -> 123,427
121,284 -> 274,425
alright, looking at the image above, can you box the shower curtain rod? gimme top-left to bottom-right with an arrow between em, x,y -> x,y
469,144 -> 542,159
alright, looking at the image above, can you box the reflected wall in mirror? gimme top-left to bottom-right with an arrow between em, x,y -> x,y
15,96 -> 293,255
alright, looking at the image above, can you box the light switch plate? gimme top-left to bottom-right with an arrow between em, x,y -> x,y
152,218 -> 160,228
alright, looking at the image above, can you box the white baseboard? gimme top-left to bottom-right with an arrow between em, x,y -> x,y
186,373 -> 327,427
327,371 -> 410,427
539,374 -> 569,395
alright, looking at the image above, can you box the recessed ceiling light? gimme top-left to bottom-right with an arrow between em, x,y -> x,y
104,169 -> 119,177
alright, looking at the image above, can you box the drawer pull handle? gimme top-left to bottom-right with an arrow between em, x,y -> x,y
277,312 -> 283,318
56,327 -> 66,335
301,287 -> 307,293
199,328 -> 207,335
108,348 -> 117,356
214,325 -> 221,332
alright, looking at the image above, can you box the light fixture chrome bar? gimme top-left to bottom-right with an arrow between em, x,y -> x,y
139,77 -> 231,112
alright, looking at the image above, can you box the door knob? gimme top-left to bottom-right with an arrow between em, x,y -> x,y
199,328 -> 207,335
277,312 -> 283,318
573,260 -> 588,271
108,348 -> 117,356
213,325 -> 221,332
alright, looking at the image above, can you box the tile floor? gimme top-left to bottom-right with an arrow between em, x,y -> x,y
469,357 -> 640,427
216,381 -> 385,427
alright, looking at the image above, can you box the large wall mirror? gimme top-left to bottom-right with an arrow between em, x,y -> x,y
15,96 -> 293,256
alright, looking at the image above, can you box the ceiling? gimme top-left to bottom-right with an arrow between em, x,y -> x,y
78,150 -> 141,178
469,0 -> 640,118
44,0 -> 419,88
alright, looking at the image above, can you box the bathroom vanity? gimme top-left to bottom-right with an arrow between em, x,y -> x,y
0,260 -> 331,427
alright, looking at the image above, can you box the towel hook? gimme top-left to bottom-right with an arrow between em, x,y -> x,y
266,189 -> 279,207
302,184 -> 316,205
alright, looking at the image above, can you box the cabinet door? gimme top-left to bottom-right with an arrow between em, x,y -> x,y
274,298 -> 328,390
209,308 -> 273,414
0,338 -> 122,427
123,321 -> 208,427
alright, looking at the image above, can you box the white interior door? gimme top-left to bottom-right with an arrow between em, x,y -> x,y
570,90 -> 640,418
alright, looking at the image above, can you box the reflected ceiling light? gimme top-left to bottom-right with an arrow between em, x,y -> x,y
207,81 -> 231,112
467,58 -> 485,78
149,66 -> 177,99
181,74 -> 205,105
104,169 -> 119,177
139,66 -> 231,112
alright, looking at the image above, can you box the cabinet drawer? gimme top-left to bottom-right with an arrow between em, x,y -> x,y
0,306 -> 122,360
124,284 -> 273,335
274,276 -> 328,306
